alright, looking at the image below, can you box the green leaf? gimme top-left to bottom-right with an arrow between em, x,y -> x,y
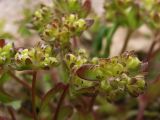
0,33 -> 14,39
6,100 -> 21,110
125,7 -> 139,29
92,26 -> 109,56
18,25 -> 32,37
76,64 -> 102,81
16,8 -> 33,37
103,23 -> 119,57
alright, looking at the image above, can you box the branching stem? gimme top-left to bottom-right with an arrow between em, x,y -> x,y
8,71 -> 32,91
52,84 -> 69,120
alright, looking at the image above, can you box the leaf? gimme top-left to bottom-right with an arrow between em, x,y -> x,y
125,7 -> 139,29
6,100 -> 21,110
76,64 -> 102,81
82,0 -> 91,16
92,26 -> 109,56
103,23 -> 119,57
18,25 -> 32,37
16,8 -> 33,37
0,33 -> 14,39
0,20 -> 14,39
76,86 -> 98,96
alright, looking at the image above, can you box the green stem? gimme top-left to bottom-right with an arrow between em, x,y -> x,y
120,29 -> 133,54
31,71 -> 38,120
59,49 -> 69,83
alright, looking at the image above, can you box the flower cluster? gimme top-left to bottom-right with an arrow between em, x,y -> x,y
64,48 -> 88,70
74,51 -> 146,101
0,43 -> 14,67
32,5 -> 88,47
41,14 -> 87,45
104,0 -> 160,29
52,0 -> 90,17
141,0 -> 160,28
14,43 -> 58,70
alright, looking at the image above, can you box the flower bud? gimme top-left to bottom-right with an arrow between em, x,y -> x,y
68,14 -> 78,23
126,56 -> 141,70
91,57 -> 99,64
64,53 -> 77,68
106,89 -> 125,102
74,19 -> 87,33
100,80 -> 112,92
0,43 -> 15,66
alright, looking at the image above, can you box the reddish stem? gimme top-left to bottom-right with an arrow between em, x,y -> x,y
88,91 -> 98,112
8,71 -> 31,91
19,107 -> 33,118
7,106 -> 16,120
136,95 -> 147,120
42,83 -> 65,103
147,31 -> 160,61
120,29 -> 132,54
31,71 -> 38,120
52,84 -> 69,120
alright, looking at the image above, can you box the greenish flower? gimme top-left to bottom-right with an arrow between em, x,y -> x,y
14,43 -> 59,70
74,51 -> 146,101
0,43 -> 15,66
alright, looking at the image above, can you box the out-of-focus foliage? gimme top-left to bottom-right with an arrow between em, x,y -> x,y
0,20 -> 13,39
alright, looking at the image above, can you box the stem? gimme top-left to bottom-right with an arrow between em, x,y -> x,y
31,71 -> 38,120
88,91 -> 98,112
136,95 -> 147,120
120,29 -> 133,54
19,107 -> 33,118
72,36 -> 79,49
147,31 -> 160,61
40,83 -> 66,112
52,84 -> 69,120
147,40 -> 157,61
8,71 -> 32,91
7,106 -> 16,120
